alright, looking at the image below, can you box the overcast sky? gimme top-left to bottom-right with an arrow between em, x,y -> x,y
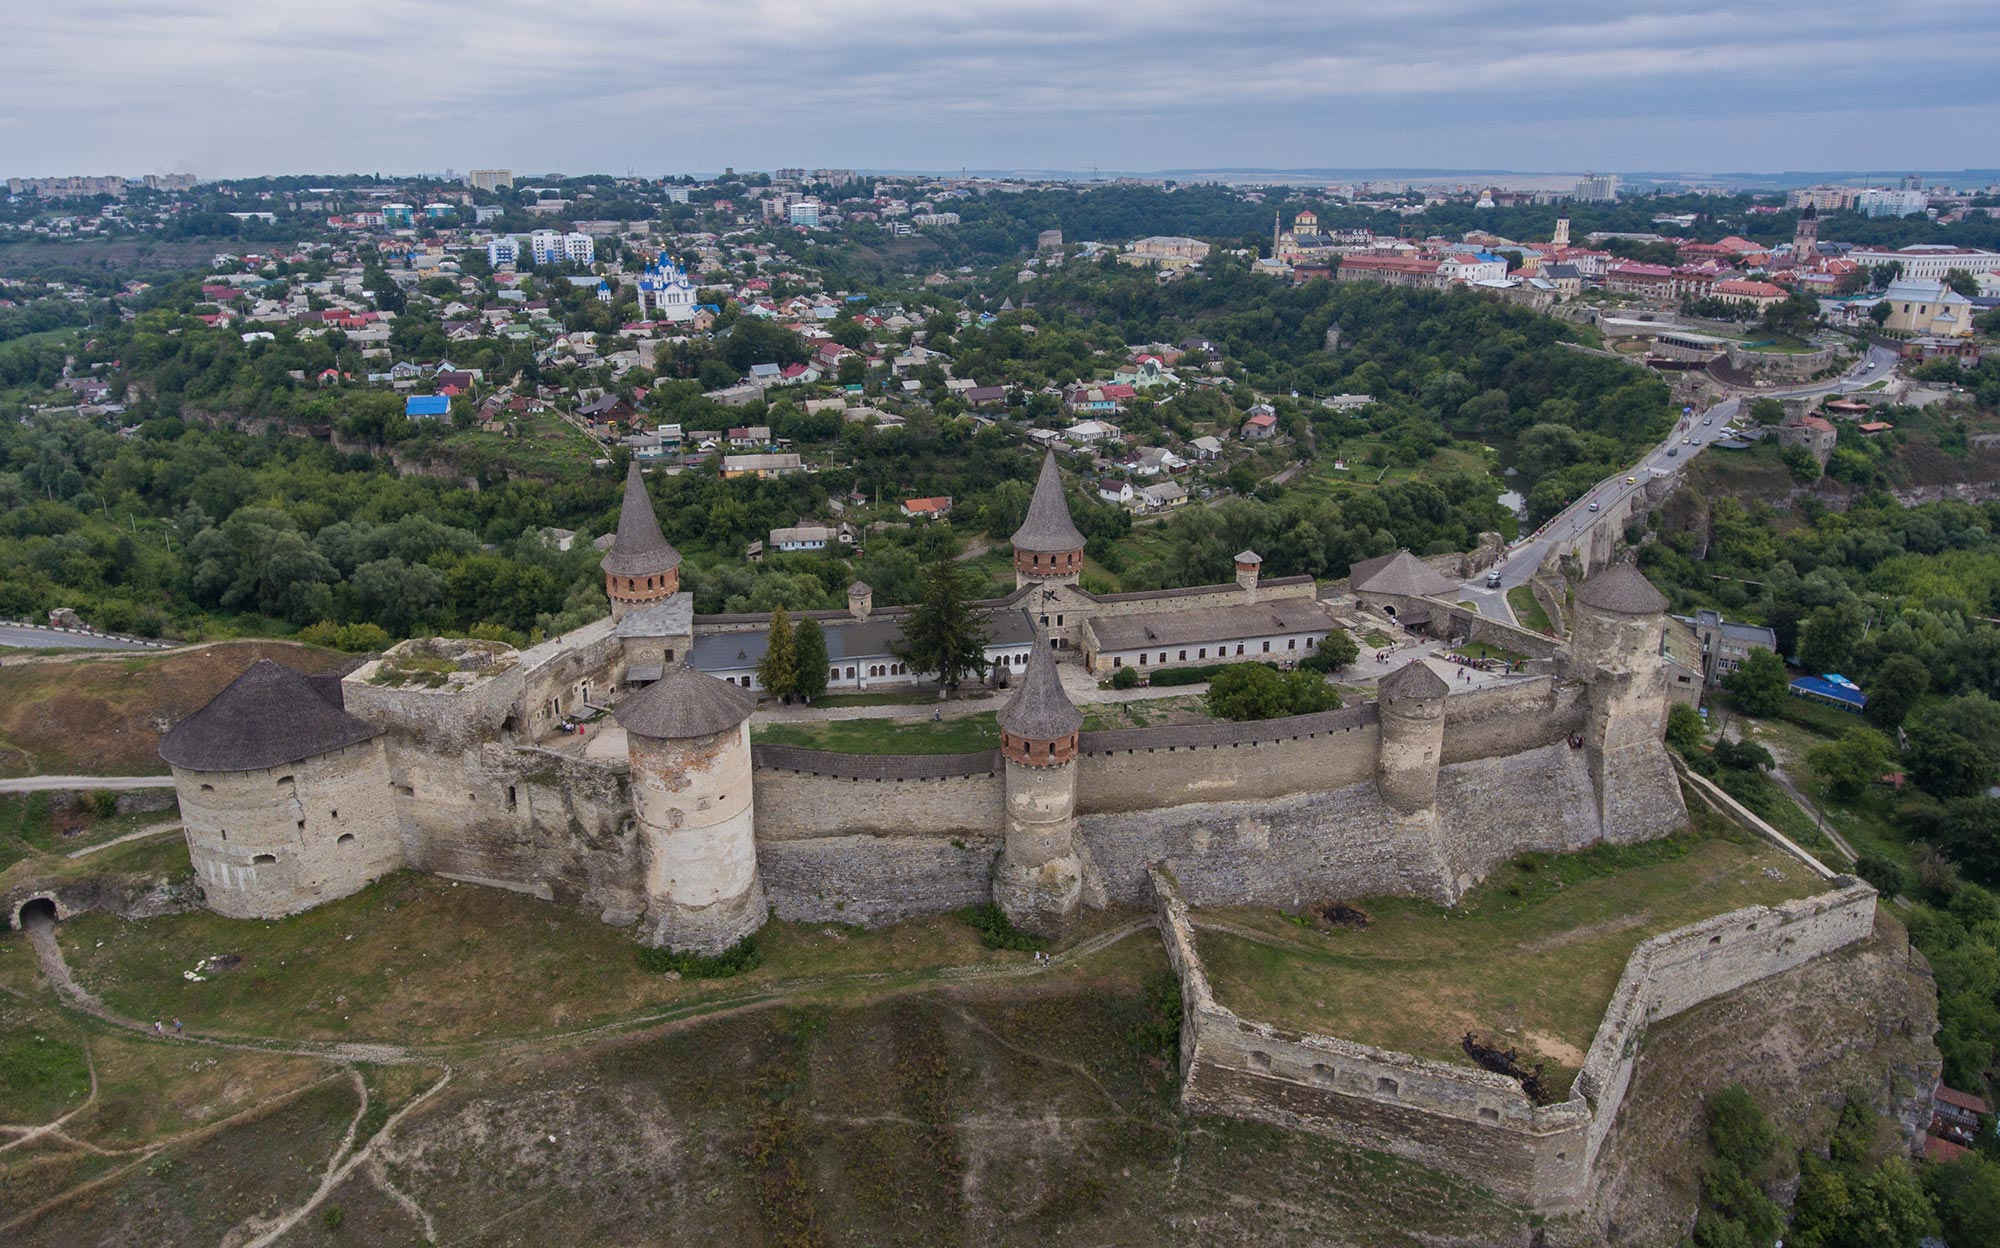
10,0 -> 2000,180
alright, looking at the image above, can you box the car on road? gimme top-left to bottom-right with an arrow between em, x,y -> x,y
1485,569 -> 1503,588
1704,416 -> 1713,426
1588,501 -> 1600,512
1624,475 -> 1636,484
1667,447 -> 1678,457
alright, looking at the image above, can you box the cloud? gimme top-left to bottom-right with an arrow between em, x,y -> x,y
6,0 -> 1999,176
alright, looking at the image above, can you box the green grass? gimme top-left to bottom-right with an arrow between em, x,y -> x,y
0,1008 -> 92,1124
753,712 -> 1000,755
53,870 -> 1116,1046
1195,820 -> 1823,1097
1506,585 -> 1553,634
808,688 -> 998,709
1362,630 -> 1395,648
0,793 -> 182,881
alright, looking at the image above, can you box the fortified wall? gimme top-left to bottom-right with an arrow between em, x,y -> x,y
158,520 -> 1692,959
1151,858 -> 1879,1212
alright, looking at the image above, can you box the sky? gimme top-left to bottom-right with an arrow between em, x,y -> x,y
9,0 -> 2000,180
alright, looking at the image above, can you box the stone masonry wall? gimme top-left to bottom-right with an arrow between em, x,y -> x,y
760,833 -> 1002,927
752,768 -> 1005,841
1074,713 -> 1380,815
1438,677 -> 1584,765
1150,838 -> 1881,1211
385,742 -> 647,926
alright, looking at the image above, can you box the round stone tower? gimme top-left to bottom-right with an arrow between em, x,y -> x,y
994,641 -> 1086,937
1234,549 -> 1262,600
603,460 -> 682,622
161,659 -> 401,919
1375,659 -> 1449,814
1011,450 -> 1087,589
616,664 -> 766,953
1570,562 -> 1687,842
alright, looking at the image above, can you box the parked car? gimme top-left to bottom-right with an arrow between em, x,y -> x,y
1486,569 -> 1503,588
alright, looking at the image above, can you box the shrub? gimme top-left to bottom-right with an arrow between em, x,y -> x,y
635,935 -> 763,978
84,791 -> 120,819
1110,665 -> 1140,690
957,903 -> 1046,951
1854,853 -> 1908,898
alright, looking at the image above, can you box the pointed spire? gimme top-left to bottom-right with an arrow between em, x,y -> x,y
602,460 -> 681,577
1010,451 -> 1087,554
1001,636 -> 1083,744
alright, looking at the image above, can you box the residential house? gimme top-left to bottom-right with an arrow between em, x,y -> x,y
1690,610 -> 1777,688
721,453 -> 804,479
900,496 -> 953,519
1240,408 -> 1279,440
1137,480 -> 1188,510
1097,479 -> 1136,506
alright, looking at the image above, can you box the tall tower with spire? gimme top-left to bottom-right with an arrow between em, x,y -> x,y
993,638 -> 1086,937
1010,451 -> 1087,590
1552,217 -> 1571,249
603,461 -> 682,623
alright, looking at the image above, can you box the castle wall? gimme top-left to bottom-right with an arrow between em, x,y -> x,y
749,749 -> 1007,926
173,739 -> 402,920
1434,742 -> 1603,891
1152,862 -> 1880,1212
1074,707 -> 1380,814
1438,677 -> 1585,765
383,742 -> 645,924
1080,780 -> 1447,907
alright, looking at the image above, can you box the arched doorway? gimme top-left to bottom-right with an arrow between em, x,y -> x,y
16,896 -> 57,929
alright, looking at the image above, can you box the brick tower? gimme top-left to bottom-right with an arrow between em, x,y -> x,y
603,461 -> 681,623
1011,450 -> 1087,590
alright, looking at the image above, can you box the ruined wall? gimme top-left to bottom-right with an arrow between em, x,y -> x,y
1573,883 -> 1879,1176
384,741 -> 646,926
1151,855 -> 1881,1212
1152,866 -> 1591,1209
174,739 -> 402,920
759,834 -> 1002,927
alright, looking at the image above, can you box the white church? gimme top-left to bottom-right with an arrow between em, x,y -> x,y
636,251 -> 699,323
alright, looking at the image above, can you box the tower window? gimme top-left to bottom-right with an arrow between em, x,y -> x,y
252,853 -> 277,865
336,833 -> 356,846
505,785 -> 518,811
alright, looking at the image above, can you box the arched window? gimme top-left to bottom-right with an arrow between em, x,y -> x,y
252,853 -> 277,865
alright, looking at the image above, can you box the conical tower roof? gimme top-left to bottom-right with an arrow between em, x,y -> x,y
1379,658 -> 1449,702
1010,451 -> 1087,554
1000,638 -> 1083,742
602,461 -> 681,577
615,663 -> 756,740
1576,563 -> 1667,616
160,659 -> 379,772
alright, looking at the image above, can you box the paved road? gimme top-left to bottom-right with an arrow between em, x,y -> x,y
0,625 -> 163,651
0,774 -> 176,792
1460,340 -> 1901,608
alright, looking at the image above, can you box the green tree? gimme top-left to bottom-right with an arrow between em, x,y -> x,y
1206,664 -> 1339,721
1724,648 -> 1790,717
1926,1156 -> 2000,1248
1869,301 -> 1892,327
756,605 -> 797,700
1666,702 -> 1706,756
1300,627 -> 1359,672
793,616 -> 829,703
1905,719 -> 1995,800
1864,653 -> 1930,730
1798,602 -> 1861,673
894,559 -> 990,691
1808,727 -> 1893,802
1939,797 -> 2000,886
1944,268 -> 1980,298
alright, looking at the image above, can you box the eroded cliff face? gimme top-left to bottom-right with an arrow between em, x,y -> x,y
1569,912 -> 1939,1248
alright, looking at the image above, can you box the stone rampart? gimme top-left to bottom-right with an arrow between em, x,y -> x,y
1074,706 -> 1379,814
1150,840 -> 1880,1211
752,754 -> 1004,841
1437,677 -> 1582,765
760,833 -> 1001,927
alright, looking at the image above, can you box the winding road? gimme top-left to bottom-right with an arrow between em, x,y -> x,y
1458,340 -> 1902,623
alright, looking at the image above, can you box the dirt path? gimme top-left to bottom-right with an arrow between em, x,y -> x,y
66,821 -> 182,858
0,774 -> 176,792
1765,767 -> 1857,864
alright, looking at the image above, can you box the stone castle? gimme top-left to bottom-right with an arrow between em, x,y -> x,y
159,452 -> 1690,951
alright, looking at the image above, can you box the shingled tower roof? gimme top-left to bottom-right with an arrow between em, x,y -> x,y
1000,639 -> 1084,742
1576,563 -> 1668,616
615,663 -> 756,740
602,461 -> 681,577
1379,658 -> 1450,702
159,659 -> 380,772
1010,451 -> 1087,554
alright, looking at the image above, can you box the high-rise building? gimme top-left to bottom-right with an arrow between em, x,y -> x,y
1573,173 -> 1620,203
467,169 -> 514,191
1855,188 -> 1928,219
487,236 -> 519,268
787,200 -> 822,228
